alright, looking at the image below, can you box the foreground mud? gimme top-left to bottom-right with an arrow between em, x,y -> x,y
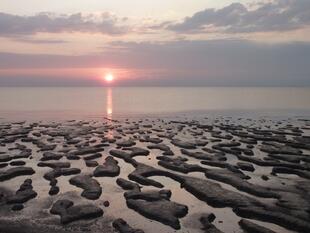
0,116 -> 310,233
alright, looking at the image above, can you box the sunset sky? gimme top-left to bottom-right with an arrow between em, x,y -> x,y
0,0 -> 310,86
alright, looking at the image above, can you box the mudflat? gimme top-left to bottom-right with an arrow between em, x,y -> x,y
0,116 -> 309,233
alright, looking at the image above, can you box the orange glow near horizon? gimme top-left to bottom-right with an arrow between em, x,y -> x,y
0,67 -> 143,83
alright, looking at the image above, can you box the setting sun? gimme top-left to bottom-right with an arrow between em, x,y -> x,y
104,73 -> 114,82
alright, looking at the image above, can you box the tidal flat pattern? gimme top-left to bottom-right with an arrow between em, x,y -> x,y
0,117 -> 310,233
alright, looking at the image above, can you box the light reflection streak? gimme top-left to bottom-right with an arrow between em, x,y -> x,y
106,87 -> 113,118
105,87 -> 114,138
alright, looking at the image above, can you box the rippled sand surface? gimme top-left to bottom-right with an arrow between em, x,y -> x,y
0,116 -> 310,233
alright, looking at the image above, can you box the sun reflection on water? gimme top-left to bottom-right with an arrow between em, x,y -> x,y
105,87 -> 114,138
106,88 -> 113,118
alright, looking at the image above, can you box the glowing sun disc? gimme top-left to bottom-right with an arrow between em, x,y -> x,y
104,74 -> 114,82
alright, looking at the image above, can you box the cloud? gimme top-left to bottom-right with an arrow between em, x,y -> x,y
0,39 -> 309,86
13,37 -> 67,44
2,0 -> 309,38
168,0 -> 310,33
0,12 -> 128,36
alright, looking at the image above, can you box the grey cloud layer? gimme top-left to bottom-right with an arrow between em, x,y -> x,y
0,39 -> 309,86
0,12 -> 128,36
1,0 -> 310,37
168,0 -> 310,33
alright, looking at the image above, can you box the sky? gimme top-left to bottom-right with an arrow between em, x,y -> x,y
0,0 -> 310,86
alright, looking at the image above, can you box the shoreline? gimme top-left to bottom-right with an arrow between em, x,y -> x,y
1,109 -> 310,122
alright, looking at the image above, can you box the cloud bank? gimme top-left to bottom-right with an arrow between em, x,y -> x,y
0,12 -> 128,36
168,0 -> 310,33
1,0 -> 310,37
0,39 -> 309,86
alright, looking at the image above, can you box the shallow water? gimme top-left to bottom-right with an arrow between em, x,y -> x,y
0,87 -> 310,120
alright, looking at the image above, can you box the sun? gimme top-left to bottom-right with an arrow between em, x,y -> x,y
104,73 -> 114,82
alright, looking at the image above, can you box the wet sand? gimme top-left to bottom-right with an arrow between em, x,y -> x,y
0,116 -> 310,233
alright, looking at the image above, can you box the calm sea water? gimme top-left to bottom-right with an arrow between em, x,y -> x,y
0,87 -> 310,120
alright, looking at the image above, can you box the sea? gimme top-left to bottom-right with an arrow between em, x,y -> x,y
0,87 -> 310,121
